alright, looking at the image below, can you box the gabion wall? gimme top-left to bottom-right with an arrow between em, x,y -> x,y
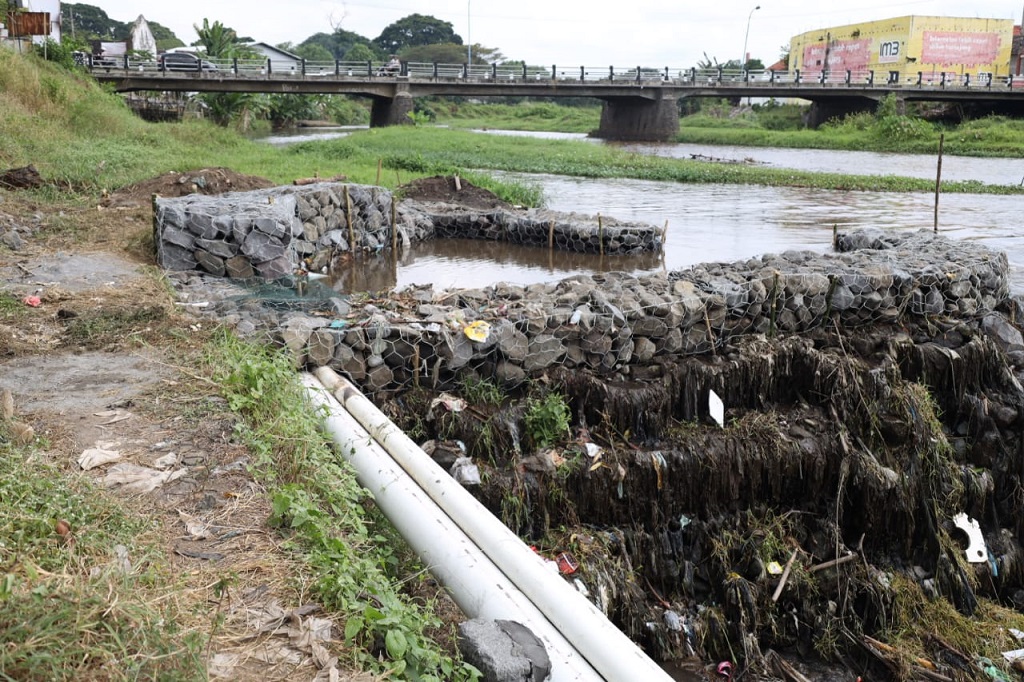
153,183 -> 663,280
272,229 -> 1009,395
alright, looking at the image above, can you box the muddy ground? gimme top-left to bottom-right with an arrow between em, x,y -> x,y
6,171 -> 1024,681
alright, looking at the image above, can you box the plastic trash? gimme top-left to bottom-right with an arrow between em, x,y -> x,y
450,457 -> 480,486
463,320 -> 491,342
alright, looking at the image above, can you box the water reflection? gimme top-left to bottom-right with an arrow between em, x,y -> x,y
258,125 -> 365,146
329,237 -> 664,293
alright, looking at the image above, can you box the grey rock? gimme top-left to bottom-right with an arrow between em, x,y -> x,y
225,255 -> 255,279
1,230 -> 24,250
242,230 -> 288,263
195,249 -> 226,277
524,335 -> 565,372
195,238 -> 237,259
458,619 -> 551,682
981,312 -> 1024,353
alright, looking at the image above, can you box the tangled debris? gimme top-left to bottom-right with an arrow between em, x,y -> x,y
387,309 -> 1024,680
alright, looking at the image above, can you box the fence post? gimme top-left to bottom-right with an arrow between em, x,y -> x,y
845,69 -> 851,85
580,66 -> 585,82
491,62 -> 497,80
522,63 -> 527,80
552,64 -> 556,80
267,58 -> 272,76
609,65 -> 614,82
867,70 -> 873,86
301,58 -> 306,76
366,60 -> 372,77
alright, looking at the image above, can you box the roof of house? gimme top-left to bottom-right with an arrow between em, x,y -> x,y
246,42 -> 302,61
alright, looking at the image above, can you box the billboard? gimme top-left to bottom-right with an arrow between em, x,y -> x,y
921,31 -> 1001,66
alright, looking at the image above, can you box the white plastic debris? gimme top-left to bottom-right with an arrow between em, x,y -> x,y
709,389 -> 725,428
952,512 -> 988,563
450,457 -> 481,486
78,442 -> 122,470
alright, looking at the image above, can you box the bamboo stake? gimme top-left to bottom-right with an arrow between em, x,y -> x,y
934,133 -> 944,233
376,158 -> 382,185
832,223 -> 838,250
548,221 -> 555,250
662,220 -> 669,246
453,174 -> 462,191
597,213 -> 604,257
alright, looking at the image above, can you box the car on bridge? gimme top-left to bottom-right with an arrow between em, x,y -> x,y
158,52 -> 217,72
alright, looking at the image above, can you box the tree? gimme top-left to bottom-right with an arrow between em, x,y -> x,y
61,3 -> 125,40
192,19 -> 252,58
342,43 -> 376,63
373,14 -> 461,55
292,42 -> 333,63
399,43 -> 469,64
299,29 -> 378,60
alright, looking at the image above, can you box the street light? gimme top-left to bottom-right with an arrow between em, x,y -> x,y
741,5 -> 760,71
467,1 -> 472,67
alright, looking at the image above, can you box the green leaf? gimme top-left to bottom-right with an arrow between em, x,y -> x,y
385,629 -> 409,660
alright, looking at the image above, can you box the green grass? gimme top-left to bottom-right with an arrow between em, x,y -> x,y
0,439 -> 205,681
210,332 -> 480,681
432,101 -> 601,133
316,126 -> 1022,195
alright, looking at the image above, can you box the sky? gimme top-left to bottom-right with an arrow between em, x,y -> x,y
75,0 -> 1024,68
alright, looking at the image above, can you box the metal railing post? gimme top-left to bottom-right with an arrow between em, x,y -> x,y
463,63 -> 469,79
366,60 -> 372,77
492,63 -> 497,80
635,66 -> 641,83
917,71 -> 922,86
580,66 -> 585,82
690,67 -> 696,83
433,62 -> 439,78
301,58 -> 306,76
845,69 -> 851,85
664,66 -> 669,81
552,64 -> 556,80
716,66 -> 723,83
964,73 -> 970,87
335,59 -> 340,77
795,68 -> 801,84
522,63 -> 527,80
769,69 -> 775,84
267,58 -> 272,76
867,70 -> 873,86
609,65 -> 614,82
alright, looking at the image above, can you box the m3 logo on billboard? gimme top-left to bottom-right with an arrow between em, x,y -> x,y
879,40 -> 901,63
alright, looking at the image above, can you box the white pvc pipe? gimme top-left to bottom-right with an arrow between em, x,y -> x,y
301,375 -> 601,681
311,366 -> 673,682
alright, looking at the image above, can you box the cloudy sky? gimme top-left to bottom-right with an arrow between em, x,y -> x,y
82,0 -> 1024,68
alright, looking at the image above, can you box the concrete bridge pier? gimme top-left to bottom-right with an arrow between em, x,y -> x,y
594,92 -> 680,142
370,87 -> 414,128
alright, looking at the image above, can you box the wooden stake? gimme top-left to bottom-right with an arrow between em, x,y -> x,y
391,199 -> 398,252
703,308 -> 716,356
832,223 -> 838,249
809,553 -> 857,572
597,213 -> 604,257
453,174 -> 462,191
376,158 -> 382,185
344,185 -> 354,249
771,549 -> 799,602
662,219 -> 669,245
934,133 -> 944,233
413,345 -> 421,388
548,221 -> 555,250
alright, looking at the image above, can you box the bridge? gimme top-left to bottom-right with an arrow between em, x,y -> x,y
89,57 -> 1024,141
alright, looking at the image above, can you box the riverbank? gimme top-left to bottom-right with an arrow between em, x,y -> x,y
6,47 -> 1024,681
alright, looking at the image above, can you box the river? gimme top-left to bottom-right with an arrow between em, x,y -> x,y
260,127 -> 1024,292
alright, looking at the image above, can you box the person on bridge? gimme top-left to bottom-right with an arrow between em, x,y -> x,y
381,55 -> 401,76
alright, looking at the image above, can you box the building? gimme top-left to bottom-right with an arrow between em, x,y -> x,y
246,42 -> 302,73
790,16 -> 1015,85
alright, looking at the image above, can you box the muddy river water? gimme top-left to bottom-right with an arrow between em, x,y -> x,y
262,128 -> 1024,293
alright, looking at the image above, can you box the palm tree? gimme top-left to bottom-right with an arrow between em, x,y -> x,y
192,19 -> 238,58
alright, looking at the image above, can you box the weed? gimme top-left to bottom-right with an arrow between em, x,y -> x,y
213,331 -> 480,681
524,391 -> 571,450
458,376 -> 505,406
0,441 -> 205,680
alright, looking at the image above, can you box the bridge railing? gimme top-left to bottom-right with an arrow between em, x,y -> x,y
86,58 -> 1024,93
